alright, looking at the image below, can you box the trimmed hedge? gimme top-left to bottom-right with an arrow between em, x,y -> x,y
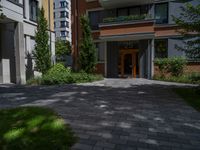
154,57 -> 187,77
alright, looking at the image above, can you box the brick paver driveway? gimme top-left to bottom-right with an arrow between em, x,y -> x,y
0,79 -> 200,150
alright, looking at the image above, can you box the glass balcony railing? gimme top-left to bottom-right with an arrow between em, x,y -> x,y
102,14 -> 152,24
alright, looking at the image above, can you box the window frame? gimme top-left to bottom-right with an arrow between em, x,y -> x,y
155,2 -> 169,24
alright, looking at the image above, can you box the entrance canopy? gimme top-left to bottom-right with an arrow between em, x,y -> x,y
100,32 -> 155,41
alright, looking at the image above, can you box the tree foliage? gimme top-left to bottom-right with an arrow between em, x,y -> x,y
33,7 -> 51,74
173,1 -> 200,60
55,39 -> 71,60
79,15 -> 97,73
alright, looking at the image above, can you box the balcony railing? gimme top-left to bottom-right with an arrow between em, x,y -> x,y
102,14 -> 152,24
7,0 -> 23,7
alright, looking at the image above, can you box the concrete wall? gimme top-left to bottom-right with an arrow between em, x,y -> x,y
1,0 -> 23,23
168,38 -> 185,57
0,0 -> 56,84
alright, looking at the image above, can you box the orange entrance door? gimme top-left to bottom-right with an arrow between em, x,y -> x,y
120,49 -> 139,78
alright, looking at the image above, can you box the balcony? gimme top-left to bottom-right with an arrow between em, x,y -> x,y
99,0 -> 154,9
102,14 -> 152,24
99,16 -> 155,41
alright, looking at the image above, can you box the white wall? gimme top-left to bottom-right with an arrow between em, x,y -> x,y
1,0 -> 24,22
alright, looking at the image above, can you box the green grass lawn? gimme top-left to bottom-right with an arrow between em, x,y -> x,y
0,107 -> 77,150
174,88 -> 200,111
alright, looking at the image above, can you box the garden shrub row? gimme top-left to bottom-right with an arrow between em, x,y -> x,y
154,57 -> 187,77
154,57 -> 200,84
27,63 -> 103,85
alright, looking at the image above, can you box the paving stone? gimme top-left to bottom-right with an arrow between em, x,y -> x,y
0,79 -> 199,150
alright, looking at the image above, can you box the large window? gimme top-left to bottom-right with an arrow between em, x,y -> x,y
88,10 -> 103,30
155,39 -> 168,58
29,0 -> 38,22
155,3 -> 168,24
60,11 -> 68,18
60,21 -> 69,28
95,43 -> 105,62
60,31 -> 69,37
60,1 -> 68,8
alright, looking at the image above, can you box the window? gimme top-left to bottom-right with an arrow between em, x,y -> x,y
29,0 -> 38,22
95,43 -> 105,62
155,3 -> 168,24
60,31 -> 69,37
118,8 -> 128,17
60,11 -> 69,18
155,39 -> 168,58
88,10 -> 103,30
23,0 -> 26,18
8,0 -> 19,4
60,1 -> 68,8
60,21 -> 69,28
129,7 -> 140,16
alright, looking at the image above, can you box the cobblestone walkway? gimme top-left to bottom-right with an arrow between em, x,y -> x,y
0,79 -> 200,150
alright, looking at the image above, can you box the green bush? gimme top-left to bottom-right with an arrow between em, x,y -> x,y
71,71 -> 103,83
27,77 -> 42,85
41,63 -> 74,85
27,64 -> 103,85
154,73 -> 200,84
154,57 -> 187,77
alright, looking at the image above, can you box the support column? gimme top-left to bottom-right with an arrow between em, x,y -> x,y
0,24 -> 11,83
0,59 -> 11,83
151,39 -> 155,79
104,41 -> 107,77
15,22 -> 26,84
147,40 -> 151,79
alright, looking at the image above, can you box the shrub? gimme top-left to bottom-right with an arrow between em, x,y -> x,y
154,73 -> 200,84
71,71 -> 103,83
41,63 -> 74,85
168,57 -> 187,76
154,57 -> 187,77
27,64 -> 103,85
27,77 -> 42,85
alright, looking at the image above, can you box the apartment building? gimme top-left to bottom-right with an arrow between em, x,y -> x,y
54,0 -> 71,42
0,0 -> 55,84
72,0 -> 200,78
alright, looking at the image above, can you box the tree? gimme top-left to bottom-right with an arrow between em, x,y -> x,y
79,15 -> 97,73
33,7 -> 51,74
55,39 -> 71,61
173,1 -> 200,60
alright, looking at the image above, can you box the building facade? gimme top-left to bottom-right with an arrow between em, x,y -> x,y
0,0 -> 55,84
54,0 -> 72,42
72,0 -> 200,78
